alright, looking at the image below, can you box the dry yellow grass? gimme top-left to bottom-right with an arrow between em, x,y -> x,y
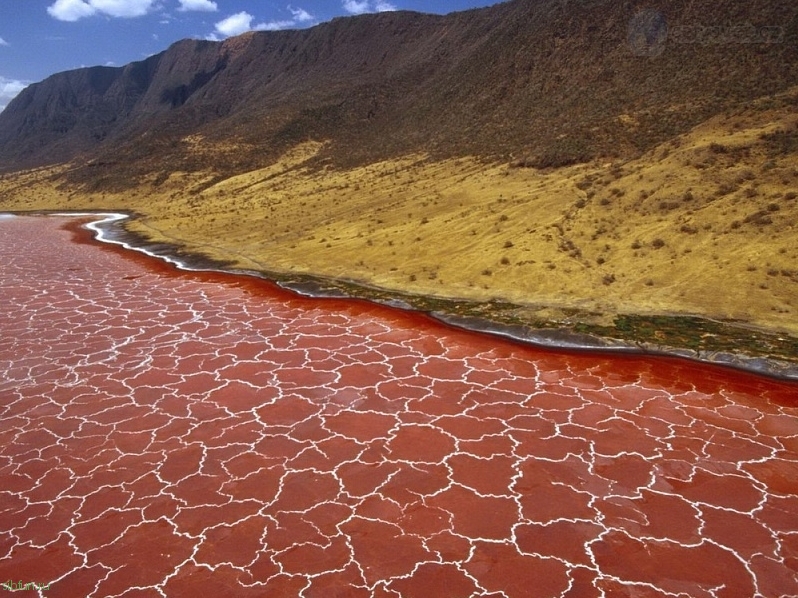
2,95 -> 797,336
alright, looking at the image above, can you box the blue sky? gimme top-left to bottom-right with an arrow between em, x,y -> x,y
0,0 -> 502,112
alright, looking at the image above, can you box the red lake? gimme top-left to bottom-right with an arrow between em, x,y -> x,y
1,214 -> 797,597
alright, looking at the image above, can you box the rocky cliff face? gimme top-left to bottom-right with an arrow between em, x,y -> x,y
1,0 -> 797,182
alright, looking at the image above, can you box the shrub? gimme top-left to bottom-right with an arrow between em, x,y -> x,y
709,142 -> 728,154
716,183 -> 737,197
761,129 -> 798,157
743,211 -> 772,226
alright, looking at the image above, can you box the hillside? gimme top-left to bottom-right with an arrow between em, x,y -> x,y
1,0 -> 798,366
2,0 -> 797,178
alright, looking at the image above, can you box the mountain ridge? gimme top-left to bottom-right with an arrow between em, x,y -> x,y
2,0 -> 797,183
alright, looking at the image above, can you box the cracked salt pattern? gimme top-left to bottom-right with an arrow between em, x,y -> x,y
1,215 -> 797,598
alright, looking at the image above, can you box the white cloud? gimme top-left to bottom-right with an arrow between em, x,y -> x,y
343,0 -> 369,14
259,19 -> 295,32
47,0 -> 97,21
208,7 -> 315,40
0,37 -> 8,46
374,0 -> 397,11
213,11 -> 255,38
0,77 -> 28,113
289,7 -> 313,23
343,0 -> 396,15
47,0 -> 157,22
177,0 -> 217,12
89,0 -> 155,17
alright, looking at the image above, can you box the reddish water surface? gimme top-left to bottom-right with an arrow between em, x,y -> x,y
1,215 -> 797,598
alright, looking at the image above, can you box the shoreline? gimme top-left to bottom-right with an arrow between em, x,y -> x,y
5,209 -> 798,382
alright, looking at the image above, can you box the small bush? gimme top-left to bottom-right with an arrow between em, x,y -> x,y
716,183 -> 738,197
761,129 -> 798,157
709,142 -> 728,154
744,211 -> 773,226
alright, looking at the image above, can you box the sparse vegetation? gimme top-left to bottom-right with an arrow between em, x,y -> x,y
2,35 -> 798,360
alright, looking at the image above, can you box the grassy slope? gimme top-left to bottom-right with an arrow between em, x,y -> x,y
2,90 -> 797,347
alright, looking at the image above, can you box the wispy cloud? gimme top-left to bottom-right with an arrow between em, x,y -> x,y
177,0 -> 217,12
0,37 -> 8,47
47,0 -> 157,22
0,77 -> 29,113
207,6 -> 315,40
289,6 -> 314,23
342,0 -> 396,15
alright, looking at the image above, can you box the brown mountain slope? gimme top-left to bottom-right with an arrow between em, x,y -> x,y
1,0 -> 797,181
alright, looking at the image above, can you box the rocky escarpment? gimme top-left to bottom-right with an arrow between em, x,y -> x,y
0,0 -> 797,184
